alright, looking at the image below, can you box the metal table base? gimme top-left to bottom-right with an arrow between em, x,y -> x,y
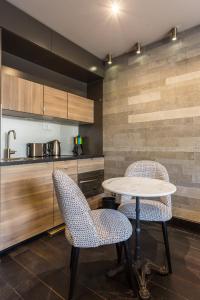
107,196 -> 169,299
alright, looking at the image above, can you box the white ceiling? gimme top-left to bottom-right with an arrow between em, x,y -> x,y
7,0 -> 200,59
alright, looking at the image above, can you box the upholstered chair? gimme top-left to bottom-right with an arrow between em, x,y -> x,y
53,170 -> 136,299
118,160 -> 173,273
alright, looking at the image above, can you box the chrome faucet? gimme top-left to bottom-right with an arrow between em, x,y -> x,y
6,130 -> 17,159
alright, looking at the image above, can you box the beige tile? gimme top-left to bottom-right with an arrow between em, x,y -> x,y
128,106 -> 200,124
128,90 -> 161,105
166,70 -> 200,85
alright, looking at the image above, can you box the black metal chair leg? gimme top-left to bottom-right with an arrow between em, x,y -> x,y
162,222 -> 172,274
68,246 -> 80,300
116,243 -> 123,264
123,240 -> 137,298
70,246 -> 75,270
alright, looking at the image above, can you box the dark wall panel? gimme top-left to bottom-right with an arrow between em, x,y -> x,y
2,52 -> 87,96
0,0 -> 51,50
79,79 -> 103,155
52,32 -> 104,78
0,0 -> 104,78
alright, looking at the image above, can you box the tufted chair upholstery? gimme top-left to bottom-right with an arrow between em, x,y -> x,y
119,160 -> 172,222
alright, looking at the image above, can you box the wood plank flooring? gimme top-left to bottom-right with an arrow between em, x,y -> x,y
0,223 -> 199,300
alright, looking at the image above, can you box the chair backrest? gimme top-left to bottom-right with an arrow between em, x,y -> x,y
122,160 -> 171,207
52,170 -> 99,247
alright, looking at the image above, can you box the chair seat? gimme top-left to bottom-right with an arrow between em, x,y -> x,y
118,199 -> 172,222
65,209 -> 132,248
91,209 -> 133,246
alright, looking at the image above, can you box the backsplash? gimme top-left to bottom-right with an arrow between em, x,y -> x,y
1,116 -> 78,158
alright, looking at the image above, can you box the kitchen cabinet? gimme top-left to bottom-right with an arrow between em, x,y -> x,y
0,163 -> 54,251
78,158 -> 104,209
1,73 -> 43,115
1,73 -> 95,124
0,157 -> 104,251
78,157 -> 104,174
44,86 -> 68,119
53,160 -> 78,226
68,93 -> 94,123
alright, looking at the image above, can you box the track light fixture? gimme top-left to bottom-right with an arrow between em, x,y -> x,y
135,42 -> 142,55
170,27 -> 178,41
105,53 -> 112,65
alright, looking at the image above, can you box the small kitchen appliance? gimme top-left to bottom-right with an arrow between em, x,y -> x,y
73,135 -> 83,156
47,140 -> 61,156
27,143 -> 46,158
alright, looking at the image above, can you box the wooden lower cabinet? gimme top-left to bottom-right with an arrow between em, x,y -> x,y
78,157 -> 104,174
87,194 -> 103,210
0,158 -> 104,251
0,163 -> 54,251
53,160 -> 78,226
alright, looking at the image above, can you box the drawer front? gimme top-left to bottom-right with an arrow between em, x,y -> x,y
78,158 -> 104,174
78,170 -> 104,198
53,160 -> 77,175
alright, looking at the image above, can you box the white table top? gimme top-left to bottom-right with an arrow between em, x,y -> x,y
102,177 -> 176,198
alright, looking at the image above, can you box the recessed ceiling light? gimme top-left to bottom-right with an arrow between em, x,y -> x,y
89,66 -> 97,72
111,2 -> 120,15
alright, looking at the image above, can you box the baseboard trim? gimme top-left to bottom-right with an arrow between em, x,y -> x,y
169,217 -> 200,235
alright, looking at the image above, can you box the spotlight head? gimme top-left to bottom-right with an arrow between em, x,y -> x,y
135,42 -> 141,55
105,53 -> 112,65
171,27 -> 178,41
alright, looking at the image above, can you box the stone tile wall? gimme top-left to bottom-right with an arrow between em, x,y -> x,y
103,26 -> 200,223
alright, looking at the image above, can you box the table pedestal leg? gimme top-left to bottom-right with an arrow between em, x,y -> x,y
134,196 -> 150,299
107,195 -> 169,300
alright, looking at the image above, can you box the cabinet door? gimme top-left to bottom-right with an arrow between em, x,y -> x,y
0,163 -> 54,251
78,158 -> 104,174
53,160 -> 77,226
68,93 -> 94,123
44,86 -> 68,118
2,73 -> 43,114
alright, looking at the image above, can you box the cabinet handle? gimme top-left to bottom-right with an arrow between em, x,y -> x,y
79,179 -> 97,184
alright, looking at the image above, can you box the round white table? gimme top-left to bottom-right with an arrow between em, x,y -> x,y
102,176 -> 176,299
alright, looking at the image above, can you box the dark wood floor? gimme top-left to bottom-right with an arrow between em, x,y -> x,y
0,222 -> 199,300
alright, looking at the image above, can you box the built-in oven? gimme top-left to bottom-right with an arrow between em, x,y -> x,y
78,170 -> 104,198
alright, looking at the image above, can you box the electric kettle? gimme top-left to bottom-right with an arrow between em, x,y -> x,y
47,140 -> 61,156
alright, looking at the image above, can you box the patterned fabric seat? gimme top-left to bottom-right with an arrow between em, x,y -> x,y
119,199 -> 172,222
118,160 -> 173,274
53,170 -> 132,248
53,170 -> 136,299
118,160 -> 172,222
91,209 -> 132,246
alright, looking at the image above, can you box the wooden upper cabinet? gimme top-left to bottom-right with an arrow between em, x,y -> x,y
2,73 -> 43,115
44,86 -> 68,119
68,93 -> 94,123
